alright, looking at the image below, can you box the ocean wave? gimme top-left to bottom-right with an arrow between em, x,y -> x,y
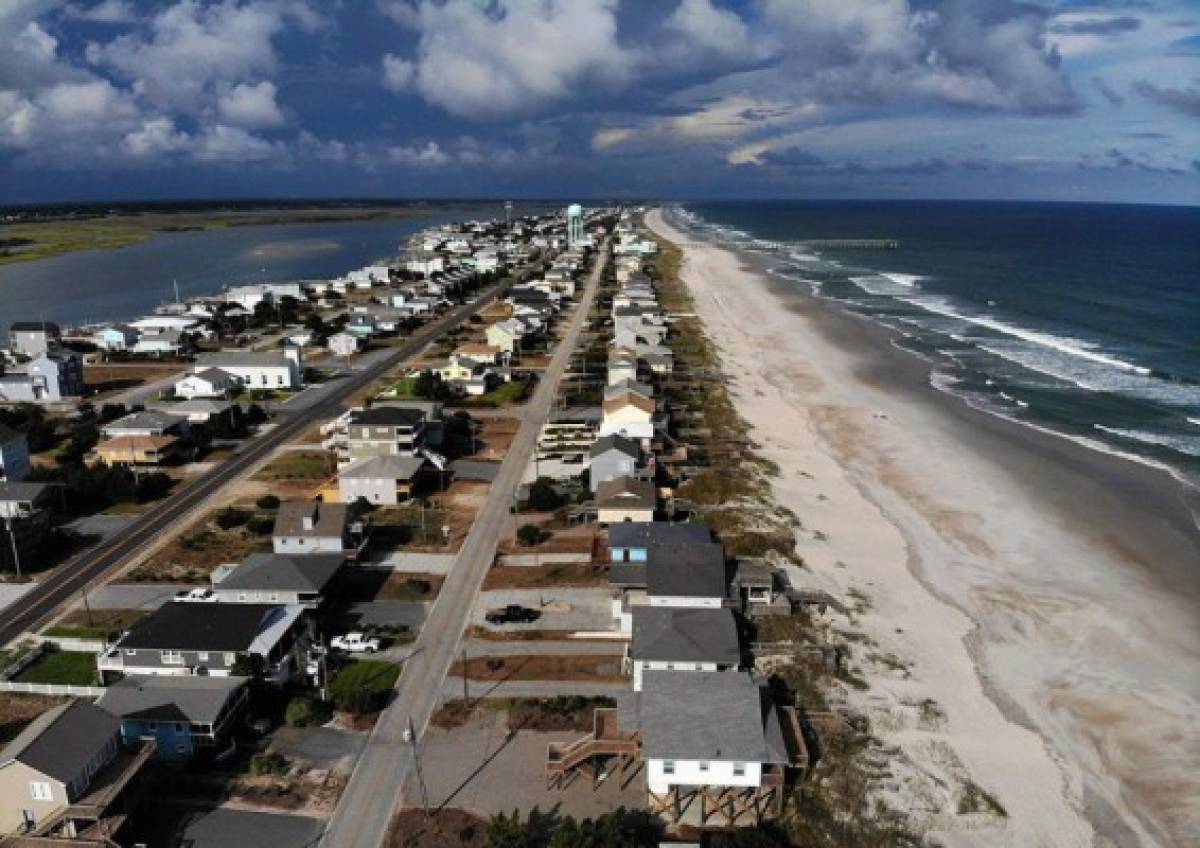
1093,425 -> 1200,458
904,295 -> 1151,376
880,272 -> 923,287
928,370 -> 1200,494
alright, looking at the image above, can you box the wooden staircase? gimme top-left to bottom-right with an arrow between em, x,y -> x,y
546,708 -> 641,789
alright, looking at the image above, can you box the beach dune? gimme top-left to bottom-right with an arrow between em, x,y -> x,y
646,208 -> 1200,848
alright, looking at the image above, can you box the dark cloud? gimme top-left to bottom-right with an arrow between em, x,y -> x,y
1132,80 -> 1200,117
1051,16 -> 1141,35
760,147 -> 823,168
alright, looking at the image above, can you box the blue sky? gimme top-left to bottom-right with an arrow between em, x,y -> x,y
1,0 -> 1197,205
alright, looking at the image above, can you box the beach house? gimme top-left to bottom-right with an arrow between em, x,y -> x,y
338,455 -> 428,505
599,391 -> 655,444
595,476 -> 656,524
629,606 -> 741,690
191,345 -> 304,391
174,367 -> 237,400
96,675 -> 249,761
7,322 -> 61,358
209,552 -> 345,607
272,500 -> 352,555
0,351 -> 84,403
588,434 -> 640,493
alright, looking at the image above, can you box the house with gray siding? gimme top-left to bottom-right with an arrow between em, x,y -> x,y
588,434 -> 640,494
97,602 -> 305,683
210,552 -> 344,607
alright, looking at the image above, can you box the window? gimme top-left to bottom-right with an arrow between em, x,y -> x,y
662,761 -> 675,775
223,653 -> 236,665
161,650 -> 183,665
198,652 -> 209,662
29,781 -> 52,802
698,761 -> 710,772
733,762 -> 746,776
694,663 -> 704,671
175,723 -> 185,733
125,648 -> 136,656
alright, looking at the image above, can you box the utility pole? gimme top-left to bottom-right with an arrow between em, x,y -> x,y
406,717 -> 431,819
80,585 -> 94,628
3,517 -> 21,578
461,645 -> 469,707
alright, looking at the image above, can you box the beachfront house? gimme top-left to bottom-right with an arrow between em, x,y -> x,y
0,425 -> 31,482
610,534 -> 729,631
588,434 -> 640,494
599,391 -> 655,444
96,675 -> 249,761
595,476 -> 656,524
629,606 -> 741,690
0,351 -> 84,403
608,522 -> 714,563
97,602 -> 306,683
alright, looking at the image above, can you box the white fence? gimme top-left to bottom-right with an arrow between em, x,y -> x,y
497,552 -> 591,567
378,552 -> 459,574
0,681 -> 105,697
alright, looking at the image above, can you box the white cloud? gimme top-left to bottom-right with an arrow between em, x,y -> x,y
381,0 -> 633,118
124,117 -> 191,156
593,96 -> 813,152
664,0 -> 751,58
218,80 -> 286,128
387,140 -> 450,166
382,54 -> 415,93
193,124 -> 284,162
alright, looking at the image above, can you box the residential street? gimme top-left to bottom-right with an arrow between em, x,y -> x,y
319,242 -> 608,847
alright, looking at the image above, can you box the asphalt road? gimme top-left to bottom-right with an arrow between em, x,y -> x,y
320,242 -> 609,848
0,273 -> 530,647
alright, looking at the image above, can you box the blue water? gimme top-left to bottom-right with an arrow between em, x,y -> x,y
678,200 -> 1200,487
0,206 -> 521,333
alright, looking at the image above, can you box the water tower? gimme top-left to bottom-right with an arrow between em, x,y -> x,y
566,203 -> 583,248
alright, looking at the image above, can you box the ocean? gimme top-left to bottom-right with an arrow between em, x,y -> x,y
677,200 -> 1200,489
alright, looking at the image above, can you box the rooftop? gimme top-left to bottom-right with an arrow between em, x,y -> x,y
97,675 -> 248,725
274,500 -> 347,539
217,552 -> 344,593
0,700 -> 118,784
631,606 -> 741,665
340,454 -> 427,481
116,602 -> 301,652
595,476 -> 656,510
348,406 -> 426,428
646,541 -> 729,599
608,522 -> 712,549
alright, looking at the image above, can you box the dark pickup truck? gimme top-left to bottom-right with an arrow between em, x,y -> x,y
485,604 -> 542,625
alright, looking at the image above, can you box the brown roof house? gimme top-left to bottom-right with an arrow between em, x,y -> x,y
595,476 -> 656,524
272,500 -> 358,555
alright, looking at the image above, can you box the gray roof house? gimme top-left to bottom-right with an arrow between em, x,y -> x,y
211,552 -> 344,606
630,606 -> 741,690
619,671 -> 791,796
608,522 -> 712,561
96,675 -> 249,761
0,699 -> 150,836
101,409 -> 188,439
588,434 -> 640,494
273,500 -> 350,555
338,454 -> 427,505
97,602 -> 305,683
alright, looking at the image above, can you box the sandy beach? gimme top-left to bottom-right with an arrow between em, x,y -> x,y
646,209 -> 1200,848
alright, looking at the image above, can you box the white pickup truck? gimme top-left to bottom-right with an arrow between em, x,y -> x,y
330,632 -> 381,654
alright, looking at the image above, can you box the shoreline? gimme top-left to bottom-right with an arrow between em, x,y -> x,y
646,208 -> 1200,847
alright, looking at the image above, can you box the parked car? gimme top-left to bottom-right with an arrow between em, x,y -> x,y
330,632 -> 380,653
174,587 -> 216,602
485,604 -> 541,625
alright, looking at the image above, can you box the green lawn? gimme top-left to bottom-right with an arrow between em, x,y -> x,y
14,651 -> 97,686
43,609 -> 148,641
464,379 -> 530,408
380,377 -> 419,399
329,659 -> 400,702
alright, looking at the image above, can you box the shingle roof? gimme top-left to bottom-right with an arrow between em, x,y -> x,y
622,671 -> 785,763
348,406 -> 426,428
104,410 -> 186,432
0,700 -> 118,784
595,476 -> 656,510
608,522 -> 712,550
217,552 -> 344,593
196,351 -> 289,369
0,481 -> 53,503
631,606 -> 741,665
117,603 -> 296,652
589,434 -> 638,460
273,501 -> 347,540
97,675 -> 247,725
646,542 -> 729,599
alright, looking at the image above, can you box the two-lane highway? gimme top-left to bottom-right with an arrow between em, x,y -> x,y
0,271 -> 536,646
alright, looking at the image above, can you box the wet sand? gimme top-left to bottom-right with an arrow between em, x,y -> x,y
646,208 -> 1200,848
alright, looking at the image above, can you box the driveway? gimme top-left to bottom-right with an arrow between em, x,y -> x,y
145,807 -> 325,848
471,587 -> 613,632
345,600 -> 428,629
63,515 -> 135,545
269,725 -> 367,772
78,582 -> 190,611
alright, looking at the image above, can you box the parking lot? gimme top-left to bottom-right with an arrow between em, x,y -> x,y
471,587 -> 613,633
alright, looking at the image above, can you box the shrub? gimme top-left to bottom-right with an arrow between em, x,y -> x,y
256,494 -> 280,510
246,515 -> 274,535
526,477 -> 564,511
284,696 -> 327,728
516,523 -> 543,546
215,507 -> 250,530
249,752 -> 288,776
333,687 -> 376,715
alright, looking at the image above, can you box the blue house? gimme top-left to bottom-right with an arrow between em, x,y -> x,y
96,675 -> 248,760
607,522 -> 713,563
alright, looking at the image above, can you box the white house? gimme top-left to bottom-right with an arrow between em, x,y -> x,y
338,455 -> 426,505
174,368 -> 237,400
599,391 -> 655,443
406,255 -> 445,277
632,671 -> 791,799
224,285 -> 273,311
595,476 -> 656,524
192,346 -> 303,391
272,501 -> 348,555
132,330 -> 184,356
629,606 -> 741,691
485,318 -> 526,354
